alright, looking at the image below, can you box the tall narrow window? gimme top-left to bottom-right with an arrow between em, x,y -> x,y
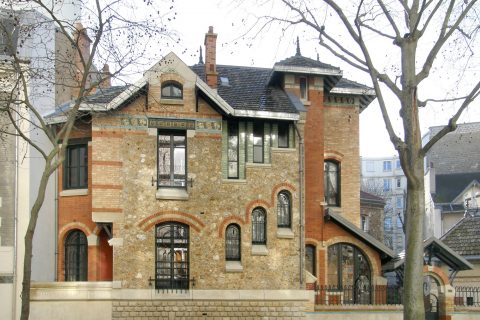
65,230 -> 88,281
324,160 -> 340,206
252,207 -> 266,244
225,224 -> 241,261
278,122 -> 289,148
161,81 -> 183,99
64,144 -> 88,189
155,223 -> 189,290
227,122 -> 239,178
158,131 -> 186,187
277,191 -> 291,228
305,245 -> 316,276
253,122 -> 264,163
383,178 -> 391,191
299,77 -> 308,100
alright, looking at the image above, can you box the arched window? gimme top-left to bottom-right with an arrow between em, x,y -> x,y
305,244 -> 316,276
252,207 -> 266,244
327,243 -> 371,304
155,222 -> 189,290
65,229 -> 88,281
277,191 -> 291,228
161,81 -> 183,99
324,160 -> 340,206
225,224 -> 241,261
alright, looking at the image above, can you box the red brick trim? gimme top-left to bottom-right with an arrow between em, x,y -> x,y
92,184 -> 123,190
59,222 -> 92,239
195,134 -> 222,139
138,210 -> 206,233
92,160 -> 123,166
92,131 -> 124,138
244,200 -> 271,223
218,215 -> 245,238
146,110 -> 222,119
92,207 -> 123,213
324,150 -> 344,161
270,182 -> 297,205
423,265 -> 449,286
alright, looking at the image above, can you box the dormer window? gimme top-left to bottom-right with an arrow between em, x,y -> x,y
161,81 -> 183,99
299,77 -> 308,100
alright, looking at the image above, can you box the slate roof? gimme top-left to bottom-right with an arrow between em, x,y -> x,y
360,190 -> 385,205
190,64 -> 298,114
433,173 -> 480,203
425,122 -> 480,175
275,54 -> 339,71
441,215 -> 480,257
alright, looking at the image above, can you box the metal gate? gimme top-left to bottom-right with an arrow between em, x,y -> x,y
424,276 -> 439,320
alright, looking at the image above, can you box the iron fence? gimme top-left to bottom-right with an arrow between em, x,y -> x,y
314,285 -> 403,305
454,287 -> 480,307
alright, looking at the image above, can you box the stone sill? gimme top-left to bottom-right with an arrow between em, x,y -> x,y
276,228 -> 294,239
225,261 -> 243,273
222,179 -> 247,184
60,189 -> 88,197
246,163 -> 272,169
156,188 -> 189,200
271,147 -> 296,153
160,98 -> 184,105
251,244 -> 268,256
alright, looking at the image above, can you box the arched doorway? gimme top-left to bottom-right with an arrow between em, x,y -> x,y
424,275 -> 440,320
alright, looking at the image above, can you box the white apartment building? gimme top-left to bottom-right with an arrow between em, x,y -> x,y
361,156 -> 407,253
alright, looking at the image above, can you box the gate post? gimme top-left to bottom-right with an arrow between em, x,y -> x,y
438,284 -> 455,320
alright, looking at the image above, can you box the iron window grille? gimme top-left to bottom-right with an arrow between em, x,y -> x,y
64,144 -> 88,189
65,230 -> 88,281
161,81 -> 183,99
252,207 -> 266,244
324,160 -> 340,206
225,224 -> 241,261
155,222 -> 189,290
327,243 -> 372,304
157,131 -> 186,187
277,191 -> 291,228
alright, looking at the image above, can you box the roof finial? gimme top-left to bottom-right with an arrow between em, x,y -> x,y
296,36 -> 301,56
317,52 -> 319,61
198,45 -> 204,64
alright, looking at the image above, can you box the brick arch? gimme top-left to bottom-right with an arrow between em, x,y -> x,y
305,238 -> 321,247
271,182 -> 297,204
218,215 -> 245,239
137,210 -> 205,233
424,265 -> 449,288
324,151 -> 344,162
323,236 -> 381,277
160,73 -> 185,85
59,222 -> 92,240
244,199 -> 271,223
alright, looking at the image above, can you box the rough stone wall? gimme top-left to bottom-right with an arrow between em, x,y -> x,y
0,111 -> 15,246
111,300 -> 306,319
361,203 -> 384,243
90,68 -> 301,290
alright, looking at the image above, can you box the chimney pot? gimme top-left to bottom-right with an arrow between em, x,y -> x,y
204,26 -> 218,88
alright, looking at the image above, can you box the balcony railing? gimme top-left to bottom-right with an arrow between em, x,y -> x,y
315,285 -> 403,305
454,287 -> 480,307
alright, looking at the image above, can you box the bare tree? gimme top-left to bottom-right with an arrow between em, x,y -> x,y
0,1 -> 175,319
245,0 -> 480,319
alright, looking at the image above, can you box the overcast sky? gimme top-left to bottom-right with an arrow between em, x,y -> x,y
122,0 -> 480,158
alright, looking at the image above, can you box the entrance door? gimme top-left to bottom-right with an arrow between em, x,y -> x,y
423,275 -> 439,320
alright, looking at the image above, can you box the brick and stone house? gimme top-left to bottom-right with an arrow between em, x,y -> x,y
40,27 -> 394,318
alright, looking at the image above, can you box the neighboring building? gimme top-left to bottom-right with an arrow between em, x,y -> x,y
424,122 -> 480,238
442,215 -> 480,287
361,156 -> 406,253
360,190 -> 385,243
36,28 -> 393,318
0,4 -> 80,320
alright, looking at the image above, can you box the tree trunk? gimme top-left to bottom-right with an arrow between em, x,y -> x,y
20,164 -> 53,320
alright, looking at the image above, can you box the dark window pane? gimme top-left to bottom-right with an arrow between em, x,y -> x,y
158,131 -> 186,187
252,208 -> 266,244
305,245 -> 316,276
253,123 -> 263,163
225,224 -> 241,261
278,123 -> 289,148
228,122 -> 239,178
155,223 -> 189,290
324,161 -> 339,206
277,191 -> 291,228
300,77 -> 308,100
64,144 -> 88,189
161,82 -> 183,99
65,230 -> 88,281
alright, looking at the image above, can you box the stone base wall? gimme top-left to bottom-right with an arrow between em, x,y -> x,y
112,300 -> 306,319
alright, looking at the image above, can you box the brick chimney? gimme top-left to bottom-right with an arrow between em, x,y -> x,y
73,22 -> 92,75
204,26 -> 218,88
99,64 -> 111,89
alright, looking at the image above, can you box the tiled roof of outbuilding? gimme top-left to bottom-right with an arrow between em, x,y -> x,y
275,54 -> 339,70
441,215 -> 480,256
191,64 -> 299,114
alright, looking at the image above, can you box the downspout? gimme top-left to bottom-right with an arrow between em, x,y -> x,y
54,151 -> 58,281
294,122 -> 304,288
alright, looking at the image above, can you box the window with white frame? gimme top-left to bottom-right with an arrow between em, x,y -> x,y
383,161 -> 392,171
157,131 -> 186,187
383,178 -> 391,192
